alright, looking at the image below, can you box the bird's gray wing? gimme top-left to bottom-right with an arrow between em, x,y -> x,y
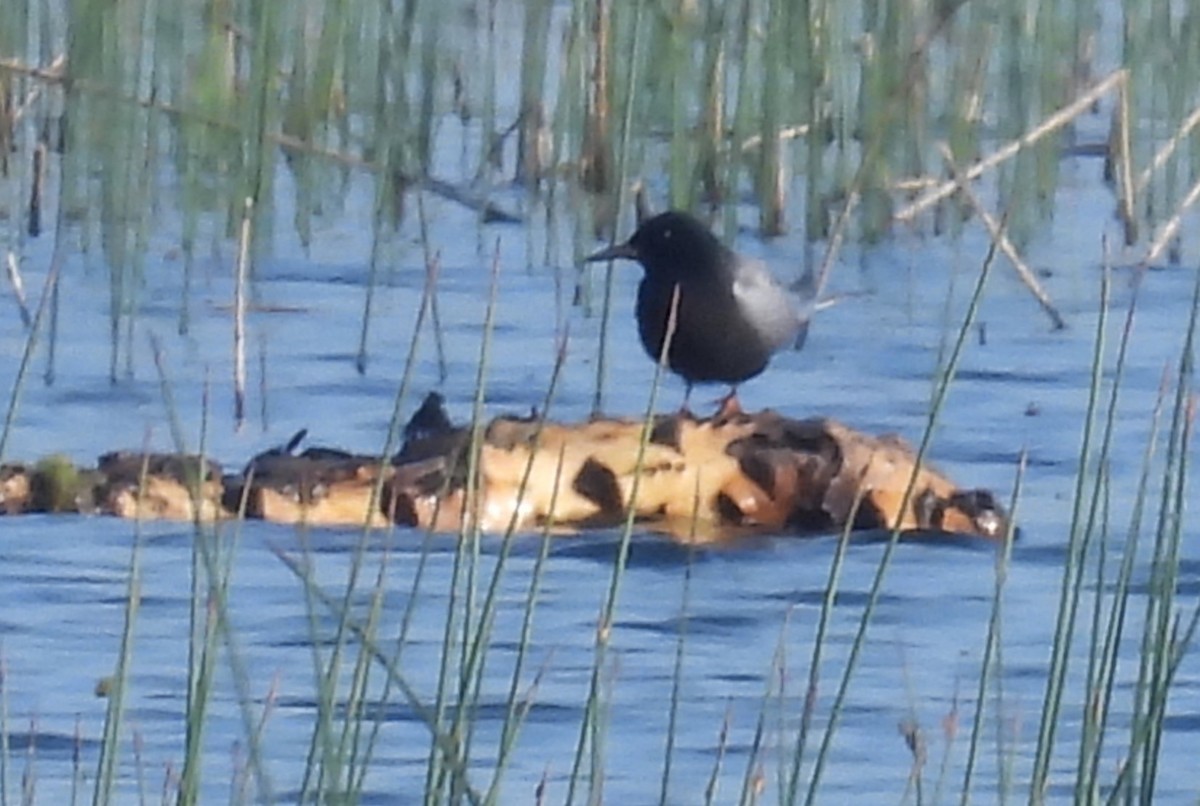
730,257 -> 806,350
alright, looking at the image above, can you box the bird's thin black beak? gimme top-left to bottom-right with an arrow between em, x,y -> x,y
585,240 -> 638,262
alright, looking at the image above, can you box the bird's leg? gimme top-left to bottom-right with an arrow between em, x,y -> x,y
679,383 -> 695,418
714,386 -> 744,421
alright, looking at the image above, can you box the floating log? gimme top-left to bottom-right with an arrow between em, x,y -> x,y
0,394 -> 1008,542
96,451 -> 225,521
224,442 -> 396,528
385,406 -> 1007,541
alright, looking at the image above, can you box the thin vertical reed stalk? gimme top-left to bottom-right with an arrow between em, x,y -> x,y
703,709 -> 732,806
346,258 -> 452,802
0,650 -> 8,806
958,454 -> 1024,806
459,338 -> 570,783
309,251 -> 457,803
171,412 -> 273,802
757,0 -> 786,235
1027,249 -> 1112,803
0,261 -> 57,463
272,549 -> 483,803
350,522 -> 437,797
785,486 -> 863,803
665,0 -> 692,212
721,0 -> 755,242
93,454 -> 148,806
804,217 -> 1000,806
590,0 -> 645,415
694,1 -> 725,207
295,522 -> 337,803
2,252 -> 32,329
739,610 -> 791,806
337,536 -> 392,799
517,0 -> 552,186
1071,245 -> 1142,800
356,154 -> 388,374
426,241 -> 503,804
199,525 -> 274,799
1121,256 -> 1200,803
658,485 -> 702,804
482,446 -> 567,806
233,196 -> 252,428
567,284 -> 680,805
1083,376 -> 1165,799
415,192 -> 448,381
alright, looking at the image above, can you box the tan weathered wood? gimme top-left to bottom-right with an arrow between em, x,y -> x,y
0,399 -> 1008,542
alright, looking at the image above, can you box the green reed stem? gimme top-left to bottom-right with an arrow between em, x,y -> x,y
272,547 -> 482,804
343,227 -> 447,801
740,610 -> 790,806
426,240 -> 501,804
338,533 -> 393,797
1130,261 -> 1198,802
959,454 -> 1024,806
1027,245 -> 1111,804
785,487 -> 861,803
0,648 -> 8,806
93,454 -> 147,806
804,214 -> 999,806
461,338 -> 569,783
567,281 -> 677,805
1084,375 -> 1165,798
658,488 -> 701,805
483,444 -> 568,806
1074,251 -> 1141,801
0,259 -> 57,464
591,0 -> 645,416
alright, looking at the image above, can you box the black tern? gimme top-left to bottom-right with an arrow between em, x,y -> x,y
586,210 -> 807,411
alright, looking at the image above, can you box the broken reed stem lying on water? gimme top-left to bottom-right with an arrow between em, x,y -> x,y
894,70 -> 1128,223
1141,173 -> 1200,268
936,142 -> 1065,331
1134,102 -> 1200,197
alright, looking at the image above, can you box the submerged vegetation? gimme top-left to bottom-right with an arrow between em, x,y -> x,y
0,0 -> 1198,803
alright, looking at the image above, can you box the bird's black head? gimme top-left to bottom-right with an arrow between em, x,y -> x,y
585,210 -> 729,282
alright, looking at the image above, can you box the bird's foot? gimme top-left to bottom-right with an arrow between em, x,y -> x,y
713,391 -> 744,423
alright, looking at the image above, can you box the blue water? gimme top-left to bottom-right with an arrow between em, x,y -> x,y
2,73 -> 1200,806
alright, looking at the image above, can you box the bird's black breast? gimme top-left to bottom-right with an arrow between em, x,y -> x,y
635,275 -> 773,385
